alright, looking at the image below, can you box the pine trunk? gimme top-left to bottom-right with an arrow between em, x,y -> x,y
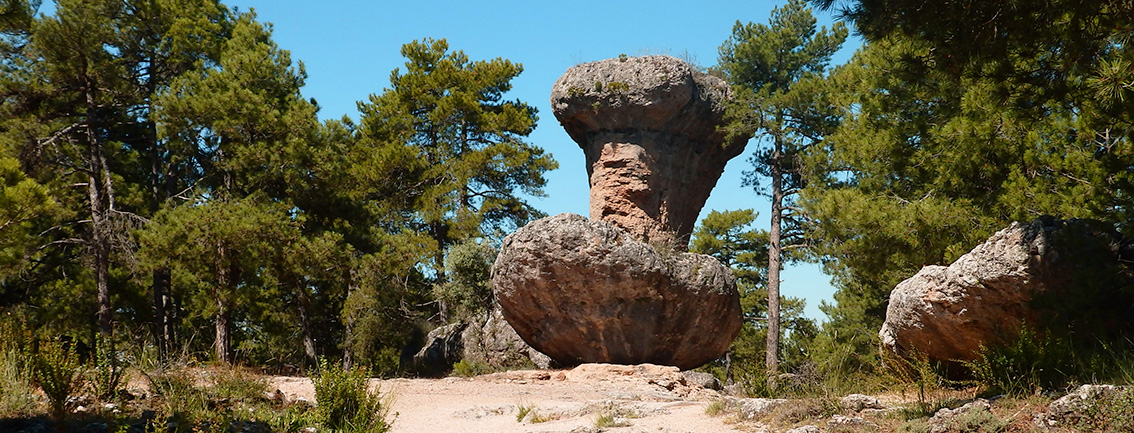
214,298 -> 230,365
86,88 -> 113,338
215,245 -> 231,365
765,139 -> 784,382
296,286 -> 317,366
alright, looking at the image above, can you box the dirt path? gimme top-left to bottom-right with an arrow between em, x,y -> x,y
268,364 -> 751,433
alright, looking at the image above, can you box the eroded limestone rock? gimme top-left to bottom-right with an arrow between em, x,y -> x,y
880,216 -> 1134,364
550,55 -> 747,246
492,213 -> 741,370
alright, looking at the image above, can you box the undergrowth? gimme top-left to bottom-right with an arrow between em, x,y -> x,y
312,357 -> 391,432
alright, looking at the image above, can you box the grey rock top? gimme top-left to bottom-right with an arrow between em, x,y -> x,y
550,55 -> 736,147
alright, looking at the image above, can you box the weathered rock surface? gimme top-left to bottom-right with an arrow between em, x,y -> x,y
681,370 -> 722,391
928,399 -> 993,433
1035,384 -> 1129,428
550,55 -> 747,246
880,216 -> 1134,363
493,213 -> 742,370
412,322 -> 466,375
412,307 -> 554,375
841,394 -> 885,412
461,307 -> 554,370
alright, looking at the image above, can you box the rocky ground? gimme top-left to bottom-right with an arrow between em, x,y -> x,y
270,364 -> 746,433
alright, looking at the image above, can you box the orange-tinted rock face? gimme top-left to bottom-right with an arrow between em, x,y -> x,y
550,56 -> 747,248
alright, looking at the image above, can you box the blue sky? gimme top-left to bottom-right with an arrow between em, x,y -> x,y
40,0 -> 860,320
221,0 -> 863,321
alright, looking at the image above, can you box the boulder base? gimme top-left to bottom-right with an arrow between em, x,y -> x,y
492,213 -> 741,370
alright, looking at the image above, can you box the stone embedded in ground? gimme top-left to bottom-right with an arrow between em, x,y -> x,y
879,216 -> 1134,364
550,55 -> 747,246
1037,385 -> 1128,428
492,213 -> 741,370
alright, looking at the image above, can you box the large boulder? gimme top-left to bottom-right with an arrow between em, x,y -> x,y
493,213 -> 742,370
880,216 -> 1134,363
550,55 -> 747,246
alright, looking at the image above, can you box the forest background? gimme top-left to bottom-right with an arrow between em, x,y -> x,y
2,0 -> 1132,392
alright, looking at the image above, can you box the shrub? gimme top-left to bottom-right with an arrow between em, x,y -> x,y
965,325 -> 1073,396
880,351 -> 967,419
31,338 -> 84,419
89,334 -> 124,401
312,358 -> 390,432
451,359 -> 491,377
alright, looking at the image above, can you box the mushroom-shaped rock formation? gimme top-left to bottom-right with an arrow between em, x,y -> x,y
550,55 -> 747,247
493,213 -> 742,370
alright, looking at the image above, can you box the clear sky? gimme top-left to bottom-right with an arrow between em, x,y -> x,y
50,0 -> 863,320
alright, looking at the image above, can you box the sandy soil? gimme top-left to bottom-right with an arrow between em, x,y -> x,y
267,364 -> 752,433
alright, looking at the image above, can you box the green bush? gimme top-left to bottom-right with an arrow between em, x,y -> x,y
432,239 -> 497,322
90,334 -> 124,401
451,359 -> 491,377
312,358 -> 390,432
31,338 -> 84,418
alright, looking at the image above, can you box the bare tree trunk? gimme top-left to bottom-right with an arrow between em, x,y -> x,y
296,285 -> 317,366
214,298 -> 230,365
765,139 -> 784,383
214,245 -> 231,365
86,89 -> 113,339
342,269 -> 358,370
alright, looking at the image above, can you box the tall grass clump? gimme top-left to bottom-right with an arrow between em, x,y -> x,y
0,347 -> 40,417
312,358 -> 390,432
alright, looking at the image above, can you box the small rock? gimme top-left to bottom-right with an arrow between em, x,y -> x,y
840,393 -> 884,411
730,397 -> 789,420
828,414 -> 879,431
682,370 -> 722,390
411,322 -> 467,376
722,383 -> 746,397
928,399 -> 992,433
786,426 -> 822,433
1037,384 -> 1126,428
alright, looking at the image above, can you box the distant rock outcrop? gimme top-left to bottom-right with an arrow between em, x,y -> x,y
412,307 -> 554,375
549,55 -> 746,246
493,213 -> 741,370
880,216 -> 1134,364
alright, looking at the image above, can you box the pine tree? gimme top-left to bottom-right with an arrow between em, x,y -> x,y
358,38 -> 557,272
718,0 -> 847,379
